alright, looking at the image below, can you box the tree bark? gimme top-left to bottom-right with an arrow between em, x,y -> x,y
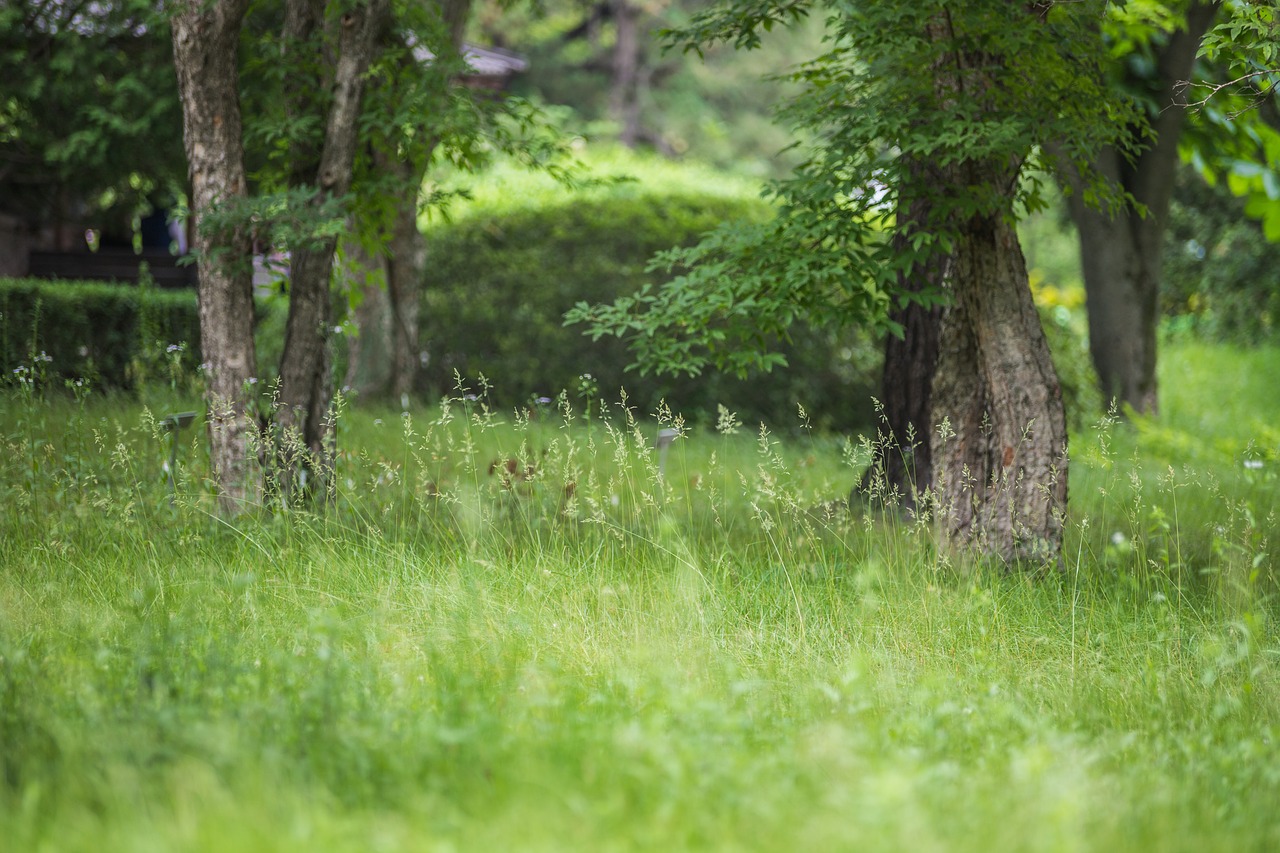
1063,1 -> 1218,415
931,209 -> 1068,566
922,9 -> 1069,566
610,0 -> 644,147
171,0 -> 259,515
276,0 -> 386,495
859,173 -> 946,510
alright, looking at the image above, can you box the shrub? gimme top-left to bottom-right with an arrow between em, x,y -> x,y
419,191 -> 880,431
0,277 -> 200,390
1163,167 -> 1280,342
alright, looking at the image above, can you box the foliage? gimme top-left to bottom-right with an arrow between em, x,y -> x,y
0,342 -> 1279,850
0,278 -> 200,391
1176,0 -> 1280,241
572,0 -> 1141,379
0,0 -> 186,237
1163,165 -> 1280,341
420,173 -> 879,430
470,0 -> 825,177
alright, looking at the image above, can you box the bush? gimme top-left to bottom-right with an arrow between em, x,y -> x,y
0,277 -> 200,390
1163,167 -> 1280,342
420,190 -> 880,431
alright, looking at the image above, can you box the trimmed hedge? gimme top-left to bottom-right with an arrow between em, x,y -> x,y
0,278 -> 200,389
420,192 -> 880,430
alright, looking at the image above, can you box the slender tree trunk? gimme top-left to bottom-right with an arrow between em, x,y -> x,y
610,0 -> 643,147
1063,1 -> 1217,415
276,0 -> 386,493
385,164 -> 425,399
171,0 -> 259,514
342,155 -> 425,403
343,237 -> 393,397
931,210 -> 1068,565
347,0 -> 473,402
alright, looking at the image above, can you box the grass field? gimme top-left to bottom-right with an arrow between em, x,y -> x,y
2,342 -> 1278,851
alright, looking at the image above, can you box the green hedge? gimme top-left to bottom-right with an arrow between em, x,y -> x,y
0,278 -> 200,389
420,192 -> 880,431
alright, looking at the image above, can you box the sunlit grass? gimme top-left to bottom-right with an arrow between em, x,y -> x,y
2,343 -> 1278,851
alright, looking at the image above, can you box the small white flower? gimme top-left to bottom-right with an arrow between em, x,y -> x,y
247,377 -> 258,385
1110,531 -> 1128,547
1244,459 -> 1264,470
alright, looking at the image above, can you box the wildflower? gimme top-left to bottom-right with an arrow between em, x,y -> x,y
1244,459 -> 1264,470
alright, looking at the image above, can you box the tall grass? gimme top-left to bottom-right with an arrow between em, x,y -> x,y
1,343 -> 1278,852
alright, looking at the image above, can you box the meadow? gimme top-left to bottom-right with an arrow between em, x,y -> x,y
1,342 -> 1278,852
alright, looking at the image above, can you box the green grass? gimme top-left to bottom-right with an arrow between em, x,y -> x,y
2,343 -> 1278,851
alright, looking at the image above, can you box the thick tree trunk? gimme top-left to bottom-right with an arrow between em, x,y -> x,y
859,176 -> 946,510
276,0 -> 386,495
171,0 -> 259,515
931,211 -> 1068,566
1067,167 -> 1161,414
1063,1 -> 1217,415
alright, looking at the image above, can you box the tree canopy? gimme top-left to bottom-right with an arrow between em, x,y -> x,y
0,0 -> 185,242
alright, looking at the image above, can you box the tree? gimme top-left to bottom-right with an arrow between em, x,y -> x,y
271,0 -> 388,493
345,0 -> 475,403
170,0 -> 260,514
0,0 -> 186,265
572,0 -> 1135,565
172,0 -> 460,509
1057,0 -> 1219,415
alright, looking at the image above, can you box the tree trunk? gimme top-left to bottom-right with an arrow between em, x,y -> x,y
171,0 -> 259,515
859,174 -> 946,510
1067,167 -> 1161,414
1063,1 -> 1217,415
386,164 -> 425,400
931,210 -> 1068,566
343,236 -> 393,398
276,0 -> 386,496
610,0 -> 643,147
347,0 -> 472,402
